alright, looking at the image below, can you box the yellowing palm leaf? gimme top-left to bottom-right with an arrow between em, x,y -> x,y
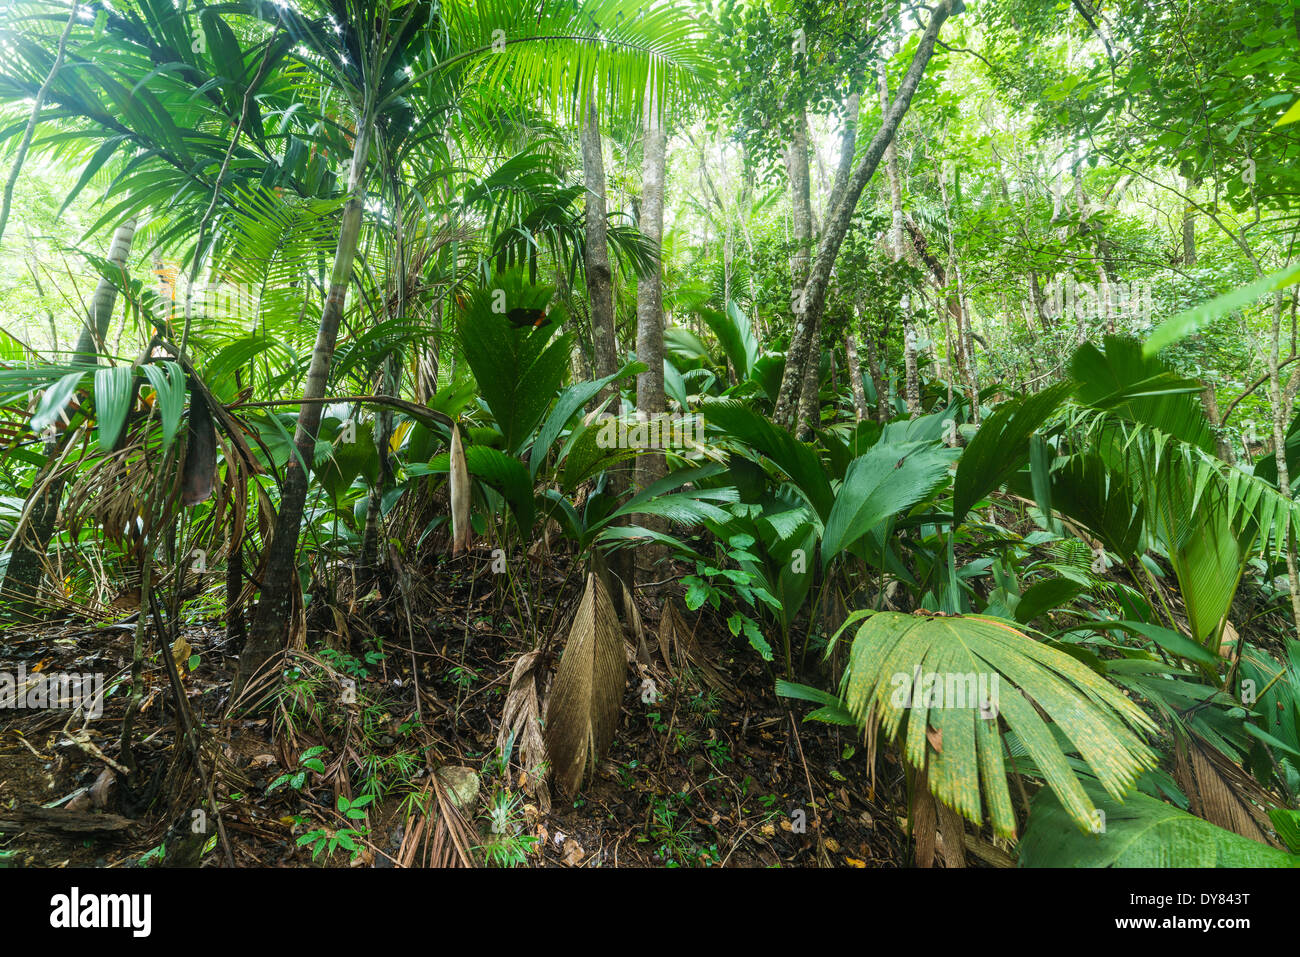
841,612 -> 1158,838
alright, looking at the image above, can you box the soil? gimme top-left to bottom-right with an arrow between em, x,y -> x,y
0,548 -> 910,868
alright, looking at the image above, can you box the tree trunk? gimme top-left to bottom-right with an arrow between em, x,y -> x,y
903,317 -> 922,415
580,96 -> 632,602
1182,181 -> 1197,267
877,62 -> 924,416
773,103 -> 814,429
73,219 -> 137,360
236,121 -> 372,695
796,91 -> 862,439
856,304 -> 891,422
845,328 -> 871,421
937,172 -> 979,421
634,112 -> 668,581
1267,290 -> 1300,626
582,99 -> 618,407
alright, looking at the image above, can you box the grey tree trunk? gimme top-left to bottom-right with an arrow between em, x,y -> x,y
845,328 -> 871,421
580,97 -> 633,600
634,111 -> 669,581
1266,290 -> 1300,625
74,219 -> 138,360
237,121 -> 372,695
796,91 -> 862,438
937,172 -> 979,421
879,66 -> 920,415
582,99 -> 619,407
773,103 -> 814,429
1182,180 -> 1197,267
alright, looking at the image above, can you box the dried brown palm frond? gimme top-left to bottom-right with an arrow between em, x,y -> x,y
657,598 -> 739,704
497,650 -> 551,812
656,597 -> 689,677
181,383 -> 216,506
621,579 -> 651,667
910,763 -> 967,868
1174,734 -> 1282,847
395,770 -> 478,868
545,572 -> 626,796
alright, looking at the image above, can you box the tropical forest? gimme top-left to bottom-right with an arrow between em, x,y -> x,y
0,0 -> 1299,881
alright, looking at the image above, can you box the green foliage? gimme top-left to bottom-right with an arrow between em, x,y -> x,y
840,611 -> 1157,837
1020,781 -> 1300,868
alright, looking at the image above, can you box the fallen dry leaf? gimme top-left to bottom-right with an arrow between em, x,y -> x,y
926,724 -> 943,753
562,840 -> 586,866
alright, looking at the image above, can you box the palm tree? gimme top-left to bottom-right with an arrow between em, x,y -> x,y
235,0 -> 711,692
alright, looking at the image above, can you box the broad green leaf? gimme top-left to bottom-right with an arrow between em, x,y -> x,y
141,361 -> 185,452
94,366 -> 134,451
1021,781 -> 1300,867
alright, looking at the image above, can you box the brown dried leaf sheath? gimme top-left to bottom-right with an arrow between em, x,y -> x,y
545,573 -> 626,795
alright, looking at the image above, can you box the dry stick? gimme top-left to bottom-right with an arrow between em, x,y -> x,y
0,1 -> 80,249
146,589 -> 235,867
240,395 -> 452,428
786,709 -> 828,865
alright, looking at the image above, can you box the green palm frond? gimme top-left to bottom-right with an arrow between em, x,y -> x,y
841,611 -> 1158,838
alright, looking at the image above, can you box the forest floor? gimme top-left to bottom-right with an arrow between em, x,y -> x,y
0,549 -> 910,868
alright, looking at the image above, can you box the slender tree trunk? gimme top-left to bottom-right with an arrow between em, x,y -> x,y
237,121 -> 372,695
773,103 -> 814,429
876,66 -> 923,416
1267,290 -> 1300,625
1200,382 -> 1234,464
937,173 -> 979,421
845,327 -> 871,421
796,91 -> 862,439
857,304 -> 890,422
582,99 -> 618,406
74,219 -> 137,360
903,317 -> 922,414
774,0 -> 961,434
579,96 -> 632,601
1182,178 -> 1198,266
634,109 -> 668,581
795,321 -> 821,439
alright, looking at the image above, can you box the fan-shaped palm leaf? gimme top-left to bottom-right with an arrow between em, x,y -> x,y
841,611 -> 1158,838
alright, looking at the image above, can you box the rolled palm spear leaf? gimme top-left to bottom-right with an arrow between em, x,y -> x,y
448,421 -> 470,555
840,611 -> 1158,838
545,572 -> 626,795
